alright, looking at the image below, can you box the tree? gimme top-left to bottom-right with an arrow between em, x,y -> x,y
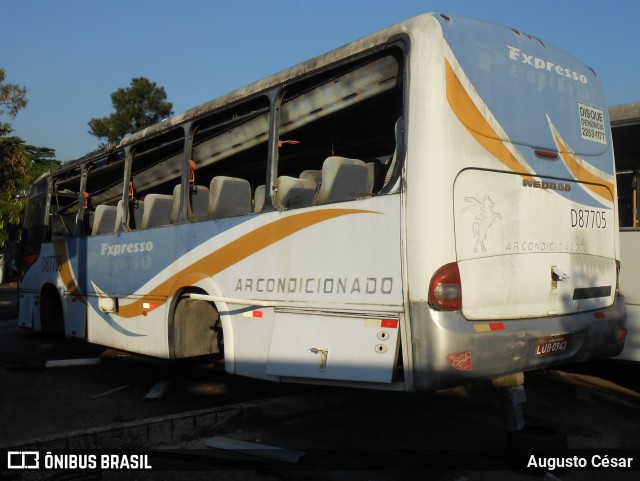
0,68 -> 27,118
0,68 -> 57,251
88,77 -> 173,144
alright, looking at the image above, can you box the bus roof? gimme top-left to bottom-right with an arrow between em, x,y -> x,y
44,12 -> 600,179
118,14 -> 429,146
610,102 -> 640,173
610,102 -> 640,126
39,12 -> 434,183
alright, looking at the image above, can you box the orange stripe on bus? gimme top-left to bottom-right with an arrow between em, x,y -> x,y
445,59 -> 533,180
551,129 -> 614,202
53,242 -> 87,305
117,209 -> 376,318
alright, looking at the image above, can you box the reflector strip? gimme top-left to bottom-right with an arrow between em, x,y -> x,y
243,310 -> 263,318
365,319 -> 398,329
534,149 -> 559,159
473,322 -> 505,332
381,319 -> 399,329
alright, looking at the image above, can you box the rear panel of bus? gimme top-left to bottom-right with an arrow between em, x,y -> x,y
405,15 -> 625,390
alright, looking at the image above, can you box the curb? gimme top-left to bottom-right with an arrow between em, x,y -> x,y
0,392 -> 352,451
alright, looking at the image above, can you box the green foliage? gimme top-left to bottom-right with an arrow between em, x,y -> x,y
0,68 -> 27,118
88,77 -> 173,144
0,68 -> 58,249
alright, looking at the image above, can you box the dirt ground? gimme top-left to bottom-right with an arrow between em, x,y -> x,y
0,283 -> 298,445
2,282 -> 640,480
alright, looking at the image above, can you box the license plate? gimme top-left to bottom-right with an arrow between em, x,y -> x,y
535,335 -> 569,357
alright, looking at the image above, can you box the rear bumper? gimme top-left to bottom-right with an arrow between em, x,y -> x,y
408,296 -> 627,391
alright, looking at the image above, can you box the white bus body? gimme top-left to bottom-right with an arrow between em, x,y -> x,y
619,230 -> 640,361
612,103 -> 640,361
18,14 -> 626,391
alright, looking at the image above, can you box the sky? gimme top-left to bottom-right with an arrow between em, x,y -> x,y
2,0 -> 639,162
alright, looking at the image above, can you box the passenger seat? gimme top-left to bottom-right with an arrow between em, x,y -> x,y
276,176 -> 316,209
114,199 -> 145,231
190,184 -> 210,220
208,176 -> 252,219
141,194 -> 174,228
315,156 -> 370,204
171,184 -> 210,222
254,185 -> 266,213
91,205 -> 117,236
300,170 -> 322,194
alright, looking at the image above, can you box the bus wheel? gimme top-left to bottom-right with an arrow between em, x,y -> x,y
40,285 -> 64,336
172,291 -> 222,359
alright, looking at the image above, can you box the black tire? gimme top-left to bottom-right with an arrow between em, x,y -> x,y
172,291 -> 222,359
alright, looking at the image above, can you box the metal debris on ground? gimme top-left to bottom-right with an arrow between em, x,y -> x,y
89,384 -> 129,400
45,358 -> 102,368
143,379 -> 172,400
204,436 -> 305,463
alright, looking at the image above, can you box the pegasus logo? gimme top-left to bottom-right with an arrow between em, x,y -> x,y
462,196 -> 502,253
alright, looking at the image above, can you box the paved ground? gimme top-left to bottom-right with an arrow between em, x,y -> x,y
0,282 -> 17,320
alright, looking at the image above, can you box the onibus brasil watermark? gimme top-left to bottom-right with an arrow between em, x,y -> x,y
7,451 -> 152,470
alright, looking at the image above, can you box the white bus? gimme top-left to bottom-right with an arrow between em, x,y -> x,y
18,13 -> 626,391
612,102 -> 640,361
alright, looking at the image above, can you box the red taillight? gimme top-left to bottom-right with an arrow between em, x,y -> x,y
617,329 -> 627,344
20,254 -> 38,280
22,255 -> 38,268
534,148 -> 559,159
428,262 -> 462,311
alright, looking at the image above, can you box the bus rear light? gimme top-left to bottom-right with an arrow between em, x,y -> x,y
428,262 -> 462,311
534,148 -> 559,159
617,329 -> 627,344
22,255 -> 38,268
20,254 -> 39,280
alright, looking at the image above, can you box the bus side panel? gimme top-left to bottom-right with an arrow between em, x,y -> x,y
17,295 -> 33,328
83,217 -> 251,357
82,194 -> 403,365
266,312 -> 400,383
84,227 -> 180,358
215,195 -> 404,383
19,242 -> 67,332
87,300 -> 170,357
214,195 -> 404,308
618,230 -> 640,361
